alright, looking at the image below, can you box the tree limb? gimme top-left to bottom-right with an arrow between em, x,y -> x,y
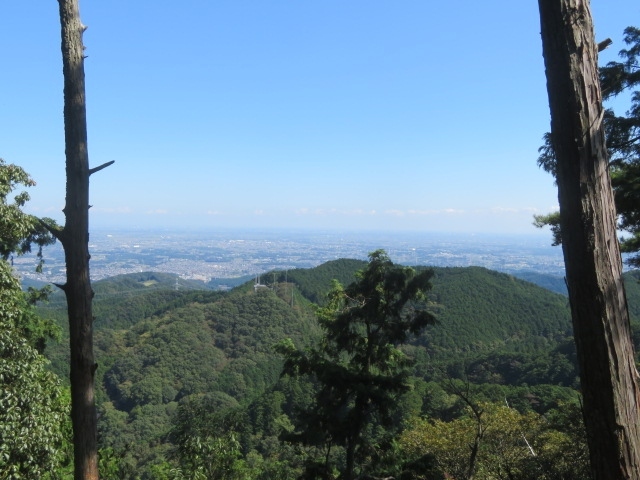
88,160 -> 115,176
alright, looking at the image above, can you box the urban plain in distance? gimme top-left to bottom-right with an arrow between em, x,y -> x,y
13,228 -> 567,290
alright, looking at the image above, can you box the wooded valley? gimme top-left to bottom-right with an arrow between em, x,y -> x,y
23,257 -> 640,479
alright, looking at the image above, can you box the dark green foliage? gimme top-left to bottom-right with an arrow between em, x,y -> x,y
90,282 -> 319,476
0,260 -> 71,478
420,267 -> 571,357
90,272 -> 223,330
279,262 -> 575,361
11,285 -> 60,355
278,250 -> 436,479
40,271 -> 221,326
40,273 -> 224,381
532,401 -> 591,479
281,262 -> 574,358
171,395 -> 250,479
279,258 -> 366,305
532,211 -> 562,246
0,161 -> 71,478
399,454 -> 444,480
443,349 -> 577,390
0,159 -> 58,271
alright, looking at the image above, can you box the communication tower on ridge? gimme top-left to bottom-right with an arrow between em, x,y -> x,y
254,274 -> 267,292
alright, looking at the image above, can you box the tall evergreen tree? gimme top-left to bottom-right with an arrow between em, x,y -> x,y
537,1 -> 640,478
278,250 -> 436,480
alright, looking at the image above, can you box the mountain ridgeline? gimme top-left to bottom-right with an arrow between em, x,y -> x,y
37,259 -> 640,478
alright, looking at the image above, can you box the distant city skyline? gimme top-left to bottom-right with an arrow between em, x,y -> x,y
2,1 -> 637,233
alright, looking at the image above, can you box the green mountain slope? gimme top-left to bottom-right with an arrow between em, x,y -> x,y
41,261 -> 628,476
278,262 -> 573,356
43,263 -> 576,389
422,267 -> 571,356
94,285 -> 320,471
276,258 -> 366,304
40,272 -> 220,379
98,265 -> 573,410
102,286 -> 319,410
511,271 -> 567,295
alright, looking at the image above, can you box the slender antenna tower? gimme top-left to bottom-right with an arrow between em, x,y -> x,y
286,269 -> 290,306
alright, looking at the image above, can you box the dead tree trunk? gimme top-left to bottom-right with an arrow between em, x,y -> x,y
537,0 -> 640,478
57,1 -> 113,478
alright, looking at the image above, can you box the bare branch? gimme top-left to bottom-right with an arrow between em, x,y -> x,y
88,160 -> 115,176
598,38 -> 613,52
37,218 -> 64,242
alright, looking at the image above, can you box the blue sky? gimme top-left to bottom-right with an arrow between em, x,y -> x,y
1,1 -> 637,234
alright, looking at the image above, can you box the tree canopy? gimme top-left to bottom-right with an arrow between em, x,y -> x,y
0,159 -> 57,270
278,250 -> 436,479
0,240 -> 70,479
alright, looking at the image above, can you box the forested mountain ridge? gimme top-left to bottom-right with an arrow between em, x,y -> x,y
35,260 -> 640,477
95,286 -> 321,469
274,258 -> 366,304
423,267 -> 571,355
41,261 -> 581,399
40,273 -> 227,379
275,261 -> 572,354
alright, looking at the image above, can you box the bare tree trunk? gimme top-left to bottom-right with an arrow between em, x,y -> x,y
537,1 -> 640,478
56,1 -> 112,478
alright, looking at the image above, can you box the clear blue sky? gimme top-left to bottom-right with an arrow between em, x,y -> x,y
1,1 -> 637,234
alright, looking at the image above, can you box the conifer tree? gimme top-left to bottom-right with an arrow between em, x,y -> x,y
278,250 -> 436,480
537,1 -> 640,477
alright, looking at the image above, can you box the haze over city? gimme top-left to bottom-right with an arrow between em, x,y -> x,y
1,1 -> 637,233
13,228 -> 567,287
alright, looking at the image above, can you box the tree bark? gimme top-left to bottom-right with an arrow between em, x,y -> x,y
57,1 -> 99,478
537,1 -> 640,478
